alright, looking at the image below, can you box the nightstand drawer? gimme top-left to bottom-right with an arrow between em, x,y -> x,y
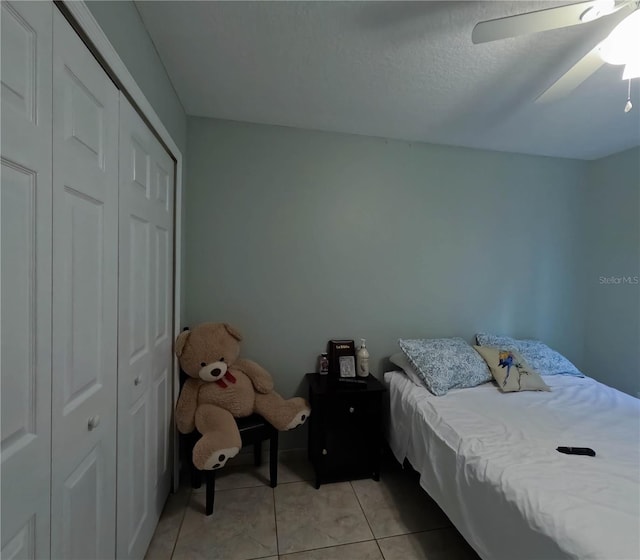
325,394 -> 375,427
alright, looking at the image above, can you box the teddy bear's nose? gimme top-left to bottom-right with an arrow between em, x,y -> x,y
212,368 -> 221,376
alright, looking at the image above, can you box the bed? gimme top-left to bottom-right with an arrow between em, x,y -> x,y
385,369 -> 640,560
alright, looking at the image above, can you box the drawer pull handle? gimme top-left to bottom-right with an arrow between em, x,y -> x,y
322,448 -> 328,455
349,407 -> 355,413
87,415 -> 101,431
134,376 -> 142,386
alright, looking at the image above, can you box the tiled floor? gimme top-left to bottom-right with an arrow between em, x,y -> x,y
144,450 -> 480,560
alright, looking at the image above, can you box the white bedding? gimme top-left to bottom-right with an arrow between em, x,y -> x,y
385,371 -> 640,560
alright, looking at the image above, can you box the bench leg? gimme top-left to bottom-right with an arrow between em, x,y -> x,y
205,470 -> 216,515
269,431 -> 279,488
191,461 -> 202,489
254,441 -> 262,467
186,432 -> 202,489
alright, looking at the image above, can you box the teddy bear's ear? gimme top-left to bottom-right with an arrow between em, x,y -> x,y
223,323 -> 243,342
175,329 -> 191,357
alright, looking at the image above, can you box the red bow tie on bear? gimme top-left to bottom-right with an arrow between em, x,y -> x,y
214,371 -> 237,389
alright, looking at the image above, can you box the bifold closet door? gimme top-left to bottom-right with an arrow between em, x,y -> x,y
1,2 -> 53,558
117,94 -> 175,560
50,9 -> 119,560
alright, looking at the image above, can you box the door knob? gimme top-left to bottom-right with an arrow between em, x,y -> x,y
322,448 -> 328,455
88,415 -> 101,431
349,407 -> 355,413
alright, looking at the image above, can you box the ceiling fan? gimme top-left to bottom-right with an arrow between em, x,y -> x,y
472,0 -> 640,112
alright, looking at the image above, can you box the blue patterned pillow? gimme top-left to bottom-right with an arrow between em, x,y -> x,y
398,337 -> 492,396
475,333 -> 583,376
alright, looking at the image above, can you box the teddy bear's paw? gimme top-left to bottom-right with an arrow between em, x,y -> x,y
203,446 -> 240,470
286,407 -> 311,430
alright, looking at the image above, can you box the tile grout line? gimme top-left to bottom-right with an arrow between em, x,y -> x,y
279,536 -> 378,557
349,471 -> 455,557
375,538 -> 387,560
199,476 -> 311,495
349,480 -> 379,543
169,488 -> 191,560
376,525 -> 454,543
276,480 -> 377,557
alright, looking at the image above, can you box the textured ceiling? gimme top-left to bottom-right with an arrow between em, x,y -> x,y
135,1 -> 640,160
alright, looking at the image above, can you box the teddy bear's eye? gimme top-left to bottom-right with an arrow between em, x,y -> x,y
200,362 -> 206,367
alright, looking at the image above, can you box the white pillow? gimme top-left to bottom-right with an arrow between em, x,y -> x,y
390,352 -> 425,388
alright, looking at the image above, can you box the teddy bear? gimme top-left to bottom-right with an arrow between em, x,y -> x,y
175,322 -> 311,471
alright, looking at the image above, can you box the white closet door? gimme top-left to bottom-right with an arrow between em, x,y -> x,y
1,2 -> 52,558
50,9 -> 119,560
117,94 -> 174,560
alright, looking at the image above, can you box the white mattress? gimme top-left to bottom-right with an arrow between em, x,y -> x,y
385,371 -> 640,560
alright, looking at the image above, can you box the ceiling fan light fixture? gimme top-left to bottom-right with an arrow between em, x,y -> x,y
598,9 -> 640,65
580,0 -> 616,22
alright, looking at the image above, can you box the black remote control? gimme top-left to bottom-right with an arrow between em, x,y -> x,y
557,446 -> 596,457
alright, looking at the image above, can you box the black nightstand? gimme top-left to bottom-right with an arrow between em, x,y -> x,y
306,373 -> 386,488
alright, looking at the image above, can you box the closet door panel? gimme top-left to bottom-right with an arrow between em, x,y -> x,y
0,2 -> 52,558
150,169 -> 174,515
151,155 -> 174,510
51,10 -> 119,560
118,94 -> 174,560
118,135 -> 153,559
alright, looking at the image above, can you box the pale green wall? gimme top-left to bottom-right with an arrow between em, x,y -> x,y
584,147 -> 640,397
80,2 -> 640,436
186,117 -> 589,445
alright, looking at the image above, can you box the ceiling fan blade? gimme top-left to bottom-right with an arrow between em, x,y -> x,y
472,1 -> 619,44
535,47 -> 605,103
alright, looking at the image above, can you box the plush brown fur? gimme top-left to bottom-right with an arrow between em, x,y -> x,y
175,322 -> 310,470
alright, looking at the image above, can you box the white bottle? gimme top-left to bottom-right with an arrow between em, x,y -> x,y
356,338 -> 370,377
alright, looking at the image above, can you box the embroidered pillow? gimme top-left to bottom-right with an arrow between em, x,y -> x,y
398,337 -> 492,396
473,346 -> 550,393
475,333 -> 583,376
